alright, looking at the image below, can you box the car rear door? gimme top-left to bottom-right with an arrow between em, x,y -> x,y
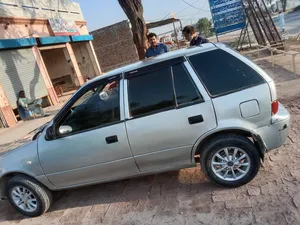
124,57 -> 217,172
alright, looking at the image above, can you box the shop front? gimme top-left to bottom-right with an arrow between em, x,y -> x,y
0,0 -> 101,128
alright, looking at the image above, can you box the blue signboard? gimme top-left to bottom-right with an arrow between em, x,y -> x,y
209,0 -> 246,35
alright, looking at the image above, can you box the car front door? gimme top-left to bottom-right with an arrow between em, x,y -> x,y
38,76 -> 139,188
124,58 -> 217,172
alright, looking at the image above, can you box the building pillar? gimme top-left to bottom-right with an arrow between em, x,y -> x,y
32,46 -> 59,105
65,43 -> 84,87
86,41 -> 102,75
0,83 -> 17,127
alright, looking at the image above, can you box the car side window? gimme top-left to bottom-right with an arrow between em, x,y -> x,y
58,80 -> 120,135
188,49 -> 265,96
172,63 -> 203,105
128,66 -> 175,117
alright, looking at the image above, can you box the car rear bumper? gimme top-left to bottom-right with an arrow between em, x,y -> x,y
255,103 -> 290,152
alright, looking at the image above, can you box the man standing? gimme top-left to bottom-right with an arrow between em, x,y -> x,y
182,25 -> 209,46
145,33 -> 169,58
279,11 -> 285,32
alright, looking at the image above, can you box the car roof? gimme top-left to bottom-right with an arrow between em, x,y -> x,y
91,43 -> 220,83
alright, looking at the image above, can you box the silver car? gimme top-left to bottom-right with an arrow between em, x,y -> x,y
0,43 -> 290,217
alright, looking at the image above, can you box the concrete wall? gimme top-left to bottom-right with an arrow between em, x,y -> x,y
91,20 -> 139,73
0,0 -> 89,39
0,22 -> 89,39
0,0 -> 84,21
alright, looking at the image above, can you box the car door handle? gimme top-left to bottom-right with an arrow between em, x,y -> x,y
106,135 -> 118,144
188,115 -> 204,125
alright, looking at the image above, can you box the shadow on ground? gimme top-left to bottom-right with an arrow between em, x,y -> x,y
0,168 -> 224,221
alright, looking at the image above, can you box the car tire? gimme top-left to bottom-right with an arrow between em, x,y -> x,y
6,175 -> 52,217
200,135 -> 261,188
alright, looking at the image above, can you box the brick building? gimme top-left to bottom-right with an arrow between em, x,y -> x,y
91,20 -> 139,73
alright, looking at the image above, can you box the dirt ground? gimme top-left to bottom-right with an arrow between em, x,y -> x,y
1,53 -> 300,225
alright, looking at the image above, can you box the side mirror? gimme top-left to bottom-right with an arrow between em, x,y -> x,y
45,126 -> 54,140
59,125 -> 73,135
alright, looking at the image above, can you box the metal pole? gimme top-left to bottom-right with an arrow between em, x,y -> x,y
173,21 -> 180,49
216,33 -> 219,42
271,49 -> 274,68
246,23 -> 252,49
237,27 -> 245,50
292,55 -> 296,78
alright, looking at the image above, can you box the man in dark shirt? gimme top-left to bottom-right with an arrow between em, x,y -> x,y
145,33 -> 169,58
182,25 -> 209,46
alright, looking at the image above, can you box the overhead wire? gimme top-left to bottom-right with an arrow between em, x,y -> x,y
147,0 -> 200,29
175,0 -> 200,16
181,0 -> 210,12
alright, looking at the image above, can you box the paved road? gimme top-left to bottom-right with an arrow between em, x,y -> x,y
273,11 -> 300,34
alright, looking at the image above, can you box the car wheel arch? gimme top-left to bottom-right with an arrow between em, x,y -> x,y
192,128 -> 265,162
0,172 -> 45,199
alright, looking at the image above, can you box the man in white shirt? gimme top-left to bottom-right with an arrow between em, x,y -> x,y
18,90 -> 46,117
279,11 -> 285,32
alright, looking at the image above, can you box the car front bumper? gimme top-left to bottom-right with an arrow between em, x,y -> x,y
255,103 -> 290,152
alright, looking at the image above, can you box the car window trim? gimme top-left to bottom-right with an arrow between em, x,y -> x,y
52,74 -> 122,139
171,62 -> 204,105
125,57 -> 186,79
125,105 -> 176,121
126,64 -> 176,119
170,66 -> 179,107
54,120 -> 124,140
176,99 -> 205,109
186,50 -> 266,98
125,99 -> 206,121
125,61 -> 207,121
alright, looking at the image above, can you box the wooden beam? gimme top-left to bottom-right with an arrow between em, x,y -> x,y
0,16 -> 87,26
39,44 -> 66,50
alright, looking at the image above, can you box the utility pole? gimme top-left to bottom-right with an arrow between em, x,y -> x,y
173,20 -> 180,49
170,12 -> 180,50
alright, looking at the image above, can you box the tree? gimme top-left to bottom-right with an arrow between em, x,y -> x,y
118,0 -> 148,59
279,0 -> 287,11
196,18 -> 213,37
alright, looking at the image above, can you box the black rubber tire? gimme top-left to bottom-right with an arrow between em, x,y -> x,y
6,175 -> 52,217
200,135 -> 261,188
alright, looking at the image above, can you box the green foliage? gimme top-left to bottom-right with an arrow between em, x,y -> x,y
293,5 -> 300,12
196,18 -> 214,37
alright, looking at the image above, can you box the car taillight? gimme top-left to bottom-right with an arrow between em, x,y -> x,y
272,100 -> 279,115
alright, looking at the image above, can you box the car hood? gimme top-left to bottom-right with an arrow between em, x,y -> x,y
0,122 -> 50,158
0,136 -> 33,157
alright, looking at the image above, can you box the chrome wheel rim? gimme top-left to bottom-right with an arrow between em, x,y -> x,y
11,186 -> 38,212
211,147 -> 251,181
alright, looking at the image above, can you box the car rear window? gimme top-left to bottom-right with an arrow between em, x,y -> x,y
188,49 -> 265,96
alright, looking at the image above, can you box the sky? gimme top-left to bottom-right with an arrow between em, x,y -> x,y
74,0 -> 212,36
